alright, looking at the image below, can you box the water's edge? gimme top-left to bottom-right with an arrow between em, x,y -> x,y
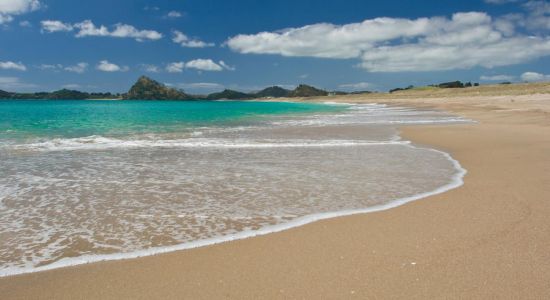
0,142 -> 466,278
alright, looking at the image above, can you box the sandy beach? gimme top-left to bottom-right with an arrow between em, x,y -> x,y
1,89 -> 550,299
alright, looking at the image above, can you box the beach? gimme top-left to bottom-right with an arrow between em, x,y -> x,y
1,91 -> 550,299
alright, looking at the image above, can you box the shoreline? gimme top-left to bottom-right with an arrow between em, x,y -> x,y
1,93 -> 550,298
0,143 -> 466,278
0,100 -> 468,277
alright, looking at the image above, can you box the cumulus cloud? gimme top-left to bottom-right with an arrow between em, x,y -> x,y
521,1 -> 550,31
96,60 -> 128,72
172,30 -> 214,48
64,62 -> 88,73
166,59 -> 231,72
41,20 -> 73,32
185,59 -> 224,71
0,61 -> 27,71
41,19 -> 162,41
480,74 -> 515,81
166,62 -> 185,73
520,71 -> 550,81
227,11 -> 550,72
0,0 -> 40,24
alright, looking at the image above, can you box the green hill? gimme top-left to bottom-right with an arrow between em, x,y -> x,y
288,84 -> 328,97
0,89 -> 12,98
124,76 -> 191,100
254,86 -> 291,98
206,89 -> 254,100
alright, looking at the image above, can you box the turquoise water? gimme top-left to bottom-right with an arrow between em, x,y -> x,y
0,99 -> 467,276
0,100 -> 342,140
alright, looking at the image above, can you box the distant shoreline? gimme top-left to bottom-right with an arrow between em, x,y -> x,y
3,77 -> 548,101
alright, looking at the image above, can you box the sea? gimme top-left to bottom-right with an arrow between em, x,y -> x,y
0,99 -> 469,276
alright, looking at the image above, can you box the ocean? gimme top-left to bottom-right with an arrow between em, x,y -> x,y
0,99 -> 468,276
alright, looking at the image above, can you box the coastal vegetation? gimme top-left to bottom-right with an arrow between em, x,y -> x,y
0,89 -> 120,100
124,76 -> 192,100
0,76 -> 335,100
1,76 -> 548,100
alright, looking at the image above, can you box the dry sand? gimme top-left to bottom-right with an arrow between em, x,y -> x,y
1,89 -> 550,299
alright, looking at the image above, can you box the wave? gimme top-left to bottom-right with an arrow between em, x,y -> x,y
0,145 -> 466,278
7,136 -> 412,152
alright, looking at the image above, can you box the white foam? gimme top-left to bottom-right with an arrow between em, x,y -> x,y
0,143 -> 466,278
10,137 -> 410,152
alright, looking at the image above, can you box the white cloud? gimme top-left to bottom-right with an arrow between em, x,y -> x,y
166,11 -> 182,18
41,19 -> 162,41
0,0 -> 40,24
185,59 -> 223,71
108,23 -> 163,41
227,11 -> 550,72
520,71 -> 550,81
64,62 -> 88,73
218,60 -> 235,71
166,61 -> 185,73
172,30 -> 214,48
41,20 -> 73,32
0,76 -> 37,90
166,59 -> 228,72
522,1 -> 550,31
480,74 -> 515,81
338,82 -> 372,90
35,62 -> 88,73
0,61 -> 27,71
96,60 -> 128,72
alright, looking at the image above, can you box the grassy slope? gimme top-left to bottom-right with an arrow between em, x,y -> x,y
276,82 -> 550,102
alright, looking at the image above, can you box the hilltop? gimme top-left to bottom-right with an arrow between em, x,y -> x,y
123,76 -> 192,100
255,86 -> 291,98
288,84 -> 328,97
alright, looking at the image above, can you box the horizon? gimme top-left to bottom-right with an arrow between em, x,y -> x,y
1,0 -> 549,94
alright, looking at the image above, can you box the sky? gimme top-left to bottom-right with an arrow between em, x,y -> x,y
0,0 -> 549,93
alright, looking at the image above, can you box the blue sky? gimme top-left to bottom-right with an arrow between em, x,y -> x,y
0,0 -> 549,93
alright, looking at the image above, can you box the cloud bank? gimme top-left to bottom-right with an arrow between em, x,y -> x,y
226,9 -> 550,72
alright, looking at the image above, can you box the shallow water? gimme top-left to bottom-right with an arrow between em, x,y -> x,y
0,100 -> 469,276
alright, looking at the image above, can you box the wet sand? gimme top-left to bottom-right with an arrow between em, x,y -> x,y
1,93 -> 550,299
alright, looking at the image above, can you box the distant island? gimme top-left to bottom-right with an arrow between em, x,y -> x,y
0,76 -> 510,100
125,76 -> 333,100
0,76 -> 343,100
